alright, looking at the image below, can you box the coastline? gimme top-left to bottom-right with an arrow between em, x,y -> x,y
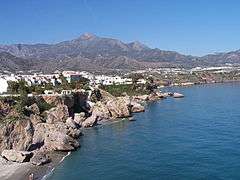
0,118 -> 138,180
40,81 -> 240,180
3,80 -> 238,180
0,152 -> 68,180
41,118 -> 136,180
41,152 -> 71,180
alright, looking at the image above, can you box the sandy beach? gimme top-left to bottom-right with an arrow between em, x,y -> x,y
0,152 -> 67,180
0,160 -> 31,180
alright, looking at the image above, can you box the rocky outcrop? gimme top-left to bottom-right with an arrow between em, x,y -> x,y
30,114 -> 44,125
147,93 -> 161,101
46,104 -> 69,124
133,95 -> 149,102
66,117 -> 77,129
74,112 -> 86,126
0,119 -> 34,153
30,151 -> 50,166
0,100 -> 12,119
106,97 -> 130,118
32,122 -> 80,151
26,103 -> 40,115
91,101 -> 111,120
130,101 -> 145,113
0,88 -> 171,167
82,115 -> 98,128
1,150 -> 33,163
42,96 -> 63,106
68,127 -> 82,139
99,90 -> 116,103
0,95 -> 85,165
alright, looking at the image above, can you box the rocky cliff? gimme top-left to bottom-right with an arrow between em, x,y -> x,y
0,89 -> 167,166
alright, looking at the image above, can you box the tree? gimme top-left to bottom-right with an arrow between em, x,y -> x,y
59,74 -> 68,87
7,81 -> 19,94
130,73 -> 144,84
18,80 -> 30,94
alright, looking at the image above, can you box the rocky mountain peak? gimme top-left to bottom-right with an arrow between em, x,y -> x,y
128,41 -> 149,51
78,33 -> 97,40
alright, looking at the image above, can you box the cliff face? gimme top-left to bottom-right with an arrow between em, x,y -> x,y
0,105 -> 79,154
0,119 -> 34,153
0,94 -> 82,154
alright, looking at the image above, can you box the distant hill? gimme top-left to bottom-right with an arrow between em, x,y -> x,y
0,52 -> 40,72
0,33 -> 240,73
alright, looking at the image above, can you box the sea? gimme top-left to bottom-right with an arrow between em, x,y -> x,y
47,83 -> 240,180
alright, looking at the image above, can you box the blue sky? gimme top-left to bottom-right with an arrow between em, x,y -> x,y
1,0 -> 240,56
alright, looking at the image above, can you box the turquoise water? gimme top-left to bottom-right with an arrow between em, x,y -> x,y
48,83 -> 240,180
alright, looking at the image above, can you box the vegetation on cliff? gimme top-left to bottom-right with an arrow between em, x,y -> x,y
0,95 -> 53,124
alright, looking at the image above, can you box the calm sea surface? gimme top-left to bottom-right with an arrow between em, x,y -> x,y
48,83 -> 240,180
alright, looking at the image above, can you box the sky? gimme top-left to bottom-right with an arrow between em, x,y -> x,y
1,0 -> 240,56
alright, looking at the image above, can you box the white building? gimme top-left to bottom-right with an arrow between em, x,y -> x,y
137,79 -> 147,84
0,78 -> 8,94
62,71 -> 82,83
94,75 -> 132,85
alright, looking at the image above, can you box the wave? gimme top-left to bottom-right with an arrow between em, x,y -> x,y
41,151 -> 71,180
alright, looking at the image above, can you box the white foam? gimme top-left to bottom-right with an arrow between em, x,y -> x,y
41,152 -> 71,180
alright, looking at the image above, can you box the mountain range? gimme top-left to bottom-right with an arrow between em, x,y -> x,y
0,33 -> 240,73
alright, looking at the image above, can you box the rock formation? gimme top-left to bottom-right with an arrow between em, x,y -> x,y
0,119 -> 34,153
0,89 -> 176,167
30,151 -> 50,166
106,97 -> 131,118
1,150 -> 33,163
46,104 -> 69,124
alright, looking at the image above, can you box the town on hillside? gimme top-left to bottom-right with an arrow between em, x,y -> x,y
1,65 -> 240,96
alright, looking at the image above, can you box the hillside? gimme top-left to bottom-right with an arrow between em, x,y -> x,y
0,33 -> 240,73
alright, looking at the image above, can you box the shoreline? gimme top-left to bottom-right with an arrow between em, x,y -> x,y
37,118 -> 135,180
4,81 -> 239,180
0,151 -> 68,180
41,152 -> 71,180
2,118 -> 137,180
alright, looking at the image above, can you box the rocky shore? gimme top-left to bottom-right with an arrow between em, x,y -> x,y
0,89 -> 183,180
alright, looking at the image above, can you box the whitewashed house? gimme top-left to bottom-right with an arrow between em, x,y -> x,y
0,78 -> 8,94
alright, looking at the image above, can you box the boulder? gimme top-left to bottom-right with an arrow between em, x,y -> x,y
148,93 -> 161,101
27,103 -> 40,115
45,131 -> 80,151
30,151 -> 50,166
160,92 -> 170,98
30,114 -> 43,125
46,104 -> 69,124
106,97 -> 130,118
67,128 -> 82,139
74,112 -> 86,126
32,122 -> 80,151
92,101 -> 111,120
155,92 -> 168,98
130,101 -> 145,113
133,95 -> 149,101
82,115 -> 98,128
65,117 -> 77,129
1,150 -> 33,163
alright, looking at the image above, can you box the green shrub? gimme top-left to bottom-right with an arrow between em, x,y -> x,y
100,84 -> 148,97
